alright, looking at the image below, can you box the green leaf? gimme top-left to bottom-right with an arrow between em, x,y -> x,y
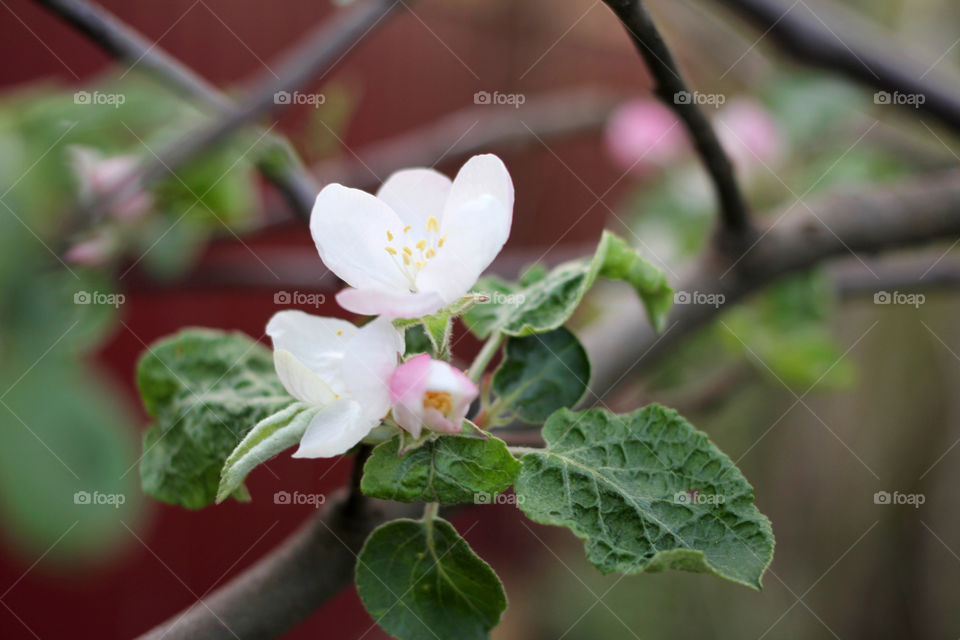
421,311 -> 452,357
464,231 -> 672,338
216,402 -> 318,503
137,329 -> 291,509
357,517 -> 506,640
492,326 -> 590,423
515,405 -> 774,589
361,433 -> 520,504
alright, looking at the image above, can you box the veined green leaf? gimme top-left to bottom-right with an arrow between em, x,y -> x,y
356,517 -> 506,640
515,405 -> 774,589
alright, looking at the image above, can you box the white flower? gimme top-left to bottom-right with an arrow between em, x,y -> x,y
310,154 -> 514,318
266,311 -> 403,458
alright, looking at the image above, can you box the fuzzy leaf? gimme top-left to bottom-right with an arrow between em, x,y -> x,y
361,433 -> 520,504
357,518 -> 506,640
137,329 -> 291,509
492,327 -> 590,423
464,231 -> 672,338
216,402 -> 319,503
515,405 -> 774,589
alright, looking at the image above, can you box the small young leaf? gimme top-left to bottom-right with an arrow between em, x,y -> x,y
464,231 -> 672,338
357,518 -> 506,640
515,405 -> 774,589
492,326 -> 590,423
361,433 -> 520,504
216,402 -> 319,503
137,329 -> 291,509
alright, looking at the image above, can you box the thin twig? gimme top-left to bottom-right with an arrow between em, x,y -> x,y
601,0 -> 752,239
32,0 -> 319,219
95,0 -> 404,217
712,0 -> 960,135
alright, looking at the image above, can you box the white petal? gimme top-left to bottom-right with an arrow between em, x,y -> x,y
335,287 -> 446,319
273,349 -> 339,405
266,311 -> 356,390
442,154 -> 514,221
415,195 -> 511,302
341,317 -> 402,423
310,184 -> 408,292
292,399 -> 376,458
376,168 -> 451,231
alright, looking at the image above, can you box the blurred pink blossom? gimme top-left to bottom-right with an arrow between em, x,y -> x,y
64,230 -> 117,266
605,99 -> 686,172
69,146 -> 153,222
714,99 -> 784,171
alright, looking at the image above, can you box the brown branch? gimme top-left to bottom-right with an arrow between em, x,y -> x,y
711,0 -> 960,134
601,0 -> 752,240
583,168 -> 960,396
32,0 -> 319,219
92,0 -> 403,218
134,490 -> 419,640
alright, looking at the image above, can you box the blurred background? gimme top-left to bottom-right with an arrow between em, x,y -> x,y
1,0 -> 959,638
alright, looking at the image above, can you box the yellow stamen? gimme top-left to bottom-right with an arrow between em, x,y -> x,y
386,230 -> 394,241
416,239 -> 427,251
403,253 -> 411,265
423,391 -> 453,414
336,330 -> 343,335
403,225 -> 412,233
385,246 -> 398,255
403,246 -> 412,255
438,235 -> 446,248
425,248 -> 436,259
415,261 -> 425,268
426,216 -> 439,233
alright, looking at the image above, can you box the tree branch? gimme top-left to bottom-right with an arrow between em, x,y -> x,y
32,0 -> 319,219
583,168 -> 960,396
711,0 -> 960,134
601,0 -> 752,239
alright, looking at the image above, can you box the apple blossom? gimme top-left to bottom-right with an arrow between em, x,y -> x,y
605,99 -> 686,172
389,353 -> 478,439
310,154 -> 514,319
714,99 -> 784,171
69,146 -> 152,221
266,311 -> 403,458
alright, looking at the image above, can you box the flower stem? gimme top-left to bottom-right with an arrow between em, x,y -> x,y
422,501 -> 439,544
467,332 -> 504,383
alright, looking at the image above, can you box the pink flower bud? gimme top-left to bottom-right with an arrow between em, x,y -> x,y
714,99 -> 784,170
69,146 -> 152,222
605,99 -> 686,172
64,231 -> 117,266
389,354 -> 479,438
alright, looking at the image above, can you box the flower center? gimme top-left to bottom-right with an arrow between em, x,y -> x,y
384,215 -> 446,292
422,390 -> 453,415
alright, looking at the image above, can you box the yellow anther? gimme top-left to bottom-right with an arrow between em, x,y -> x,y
403,225 -> 412,233
425,248 -> 436,259
423,391 -> 453,414
416,239 -> 427,250
426,216 -> 439,232
385,246 -> 398,256
403,253 -> 411,266
336,330 -> 343,335
403,246 -> 412,255
387,230 -> 394,241
438,235 -> 446,248
415,261 -> 426,268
